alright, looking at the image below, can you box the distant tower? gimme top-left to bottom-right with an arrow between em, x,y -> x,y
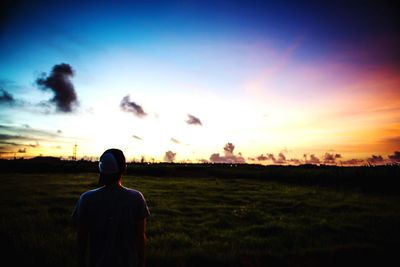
72,144 -> 77,161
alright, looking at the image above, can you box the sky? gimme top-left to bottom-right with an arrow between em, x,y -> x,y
0,0 -> 399,164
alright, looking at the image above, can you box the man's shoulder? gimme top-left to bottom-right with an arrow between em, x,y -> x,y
79,187 -> 104,200
121,187 -> 145,200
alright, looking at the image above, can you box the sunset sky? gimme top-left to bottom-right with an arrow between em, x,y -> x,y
1,0 -> 399,164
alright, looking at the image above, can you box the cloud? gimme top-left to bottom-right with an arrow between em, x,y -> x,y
0,88 -> 15,105
164,150 -> 176,163
17,148 -> 26,153
186,114 -> 202,126
388,151 -> 400,163
0,124 -> 79,153
0,134 -> 43,151
0,124 -> 59,139
132,135 -> 143,140
171,137 -> 180,144
367,155 -> 384,164
256,152 -> 299,164
323,152 -> 342,164
120,95 -> 147,117
304,154 -> 320,164
275,152 -> 287,164
287,158 -> 302,165
341,158 -> 365,165
224,142 -> 235,155
256,154 -> 269,161
209,143 -> 245,163
57,129 -> 62,134
35,63 -> 78,112
29,141 -> 40,148
0,133 -> 31,144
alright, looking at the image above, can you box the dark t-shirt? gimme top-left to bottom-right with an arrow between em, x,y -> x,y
72,185 -> 150,267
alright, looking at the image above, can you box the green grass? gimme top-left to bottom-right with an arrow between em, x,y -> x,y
0,173 -> 399,266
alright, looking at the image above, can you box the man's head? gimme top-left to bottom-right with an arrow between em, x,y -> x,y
98,148 -> 126,185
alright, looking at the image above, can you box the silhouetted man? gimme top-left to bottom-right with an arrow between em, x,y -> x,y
73,149 -> 150,267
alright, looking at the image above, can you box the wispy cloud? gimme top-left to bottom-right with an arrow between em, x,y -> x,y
383,136 -> 400,147
186,114 -> 202,126
132,135 -> 143,140
120,95 -> 147,118
171,137 -> 180,144
0,124 -> 80,156
0,124 -> 60,139
0,88 -> 15,105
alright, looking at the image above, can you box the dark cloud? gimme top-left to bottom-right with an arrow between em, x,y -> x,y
287,158 -> 302,165
35,63 -> 78,112
57,129 -> 62,134
186,114 -> 202,126
224,143 -> 235,155
17,148 -> 26,153
323,152 -> 342,164
29,141 -> 40,148
304,154 -> 320,164
256,153 -> 273,161
275,153 -> 287,164
256,152 -> 297,164
120,95 -> 147,118
171,137 -> 180,144
164,150 -> 176,163
210,153 -> 223,163
367,155 -> 384,164
209,143 -> 245,163
256,154 -> 269,161
132,135 -> 143,140
0,133 -> 30,143
0,134 -> 41,149
0,125 -> 78,153
388,151 -> 400,163
342,159 -> 365,165
0,88 -> 15,105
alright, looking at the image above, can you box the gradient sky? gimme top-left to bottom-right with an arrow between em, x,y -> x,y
1,0 -> 399,164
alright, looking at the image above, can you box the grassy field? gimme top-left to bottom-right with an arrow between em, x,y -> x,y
0,172 -> 399,266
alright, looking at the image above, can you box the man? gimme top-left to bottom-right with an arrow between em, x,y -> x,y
73,149 -> 150,267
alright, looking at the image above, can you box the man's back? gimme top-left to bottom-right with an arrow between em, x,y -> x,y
73,185 -> 149,267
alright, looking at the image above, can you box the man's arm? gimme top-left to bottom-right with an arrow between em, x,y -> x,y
77,223 -> 88,267
136,219 -> 147,267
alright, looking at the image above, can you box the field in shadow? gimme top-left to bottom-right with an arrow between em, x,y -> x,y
0,171 -> 399,266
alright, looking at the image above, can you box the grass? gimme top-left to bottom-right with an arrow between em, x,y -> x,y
0,172 -> 399,266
